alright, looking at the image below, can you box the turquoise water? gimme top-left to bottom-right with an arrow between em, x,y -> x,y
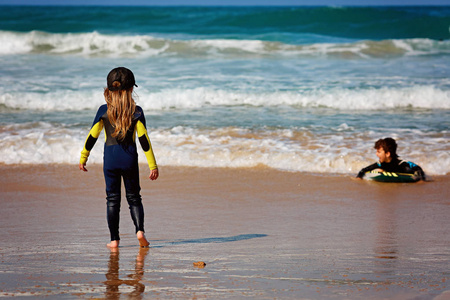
0,6 -> 449,174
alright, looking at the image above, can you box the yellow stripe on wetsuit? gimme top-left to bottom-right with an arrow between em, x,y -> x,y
80,120 -> 104,165
136,120 -> 158,171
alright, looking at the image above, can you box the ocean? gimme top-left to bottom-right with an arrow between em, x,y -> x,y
0,5 -> 449,175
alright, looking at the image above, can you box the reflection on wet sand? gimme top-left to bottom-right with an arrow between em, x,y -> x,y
104,247 -> 150,299
374,198 -> 399,272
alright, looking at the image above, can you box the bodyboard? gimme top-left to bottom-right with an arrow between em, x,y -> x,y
364,171 -> 419,183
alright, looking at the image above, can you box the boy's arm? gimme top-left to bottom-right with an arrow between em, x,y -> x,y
399,161 -> 426,180
356,162 -> 380,178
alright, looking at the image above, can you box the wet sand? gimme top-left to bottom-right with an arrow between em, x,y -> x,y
0,164 -> 449,299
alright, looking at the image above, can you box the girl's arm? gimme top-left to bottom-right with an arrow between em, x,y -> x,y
135,110 -> 158,180
80,120 -> 104,166
79,106 -> 106,171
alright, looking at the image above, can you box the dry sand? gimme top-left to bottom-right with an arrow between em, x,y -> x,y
0,164 -> 449,299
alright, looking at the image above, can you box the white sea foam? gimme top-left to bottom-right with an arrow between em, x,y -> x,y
2,86 -> 449,111
0,31 -> 168,57
142,86 -> 450,110
1,123 -> 448,175
0,123 -> 87,164
0,31 -> 33,55
0,89 -> 104,111
191,39 -> 266,54
0,30 -> 449,58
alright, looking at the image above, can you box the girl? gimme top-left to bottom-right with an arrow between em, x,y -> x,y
79,67 -> 159,248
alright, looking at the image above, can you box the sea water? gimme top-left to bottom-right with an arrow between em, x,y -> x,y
0,6 -> 449,175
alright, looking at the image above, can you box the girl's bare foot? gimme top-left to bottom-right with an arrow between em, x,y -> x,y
137,231 -> 149,248
107,240 -> 120,248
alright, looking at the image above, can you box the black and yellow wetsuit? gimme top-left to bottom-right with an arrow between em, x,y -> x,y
356,158 -> 425,180
80,104 -> 157,241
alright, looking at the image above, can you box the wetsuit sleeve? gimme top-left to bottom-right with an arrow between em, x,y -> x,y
398,161 -> 426,180
80,107 -> 105,165
356,162 -> 380,178
136,118 -> 158,171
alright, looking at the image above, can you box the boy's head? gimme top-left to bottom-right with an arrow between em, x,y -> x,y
374,137 -> 398,163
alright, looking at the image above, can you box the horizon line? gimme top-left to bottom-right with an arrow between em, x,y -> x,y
0,3 -> 449,7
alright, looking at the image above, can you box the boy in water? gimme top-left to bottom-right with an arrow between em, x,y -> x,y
356,137 -> 426,180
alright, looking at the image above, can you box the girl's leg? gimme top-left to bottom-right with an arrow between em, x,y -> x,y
123,165 -> 149,247
106,193 -> 121,244
104,167 -> 122,245
126,192 -> 145,233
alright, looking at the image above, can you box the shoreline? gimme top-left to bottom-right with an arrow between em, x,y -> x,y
1,164 -> 449,299
1,162 -> 447,178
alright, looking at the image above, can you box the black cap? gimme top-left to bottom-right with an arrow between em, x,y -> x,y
107,67 -> 138,91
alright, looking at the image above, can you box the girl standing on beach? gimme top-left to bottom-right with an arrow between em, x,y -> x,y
79,67 -> 159,248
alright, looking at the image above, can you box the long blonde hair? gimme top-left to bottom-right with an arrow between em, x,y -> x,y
104,83 -> 136,141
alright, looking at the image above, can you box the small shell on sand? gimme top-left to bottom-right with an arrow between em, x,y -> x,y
193,261 -> 206,268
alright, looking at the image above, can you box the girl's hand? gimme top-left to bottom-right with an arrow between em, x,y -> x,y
79,163 -> 88,172
149,168 -> 159,181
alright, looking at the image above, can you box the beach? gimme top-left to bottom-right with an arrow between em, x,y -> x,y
1,5 -> 449,299
1,164 -> 449,299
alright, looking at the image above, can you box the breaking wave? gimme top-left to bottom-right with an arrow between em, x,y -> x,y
1,85 -> 449,111
1,30 -> 449,58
